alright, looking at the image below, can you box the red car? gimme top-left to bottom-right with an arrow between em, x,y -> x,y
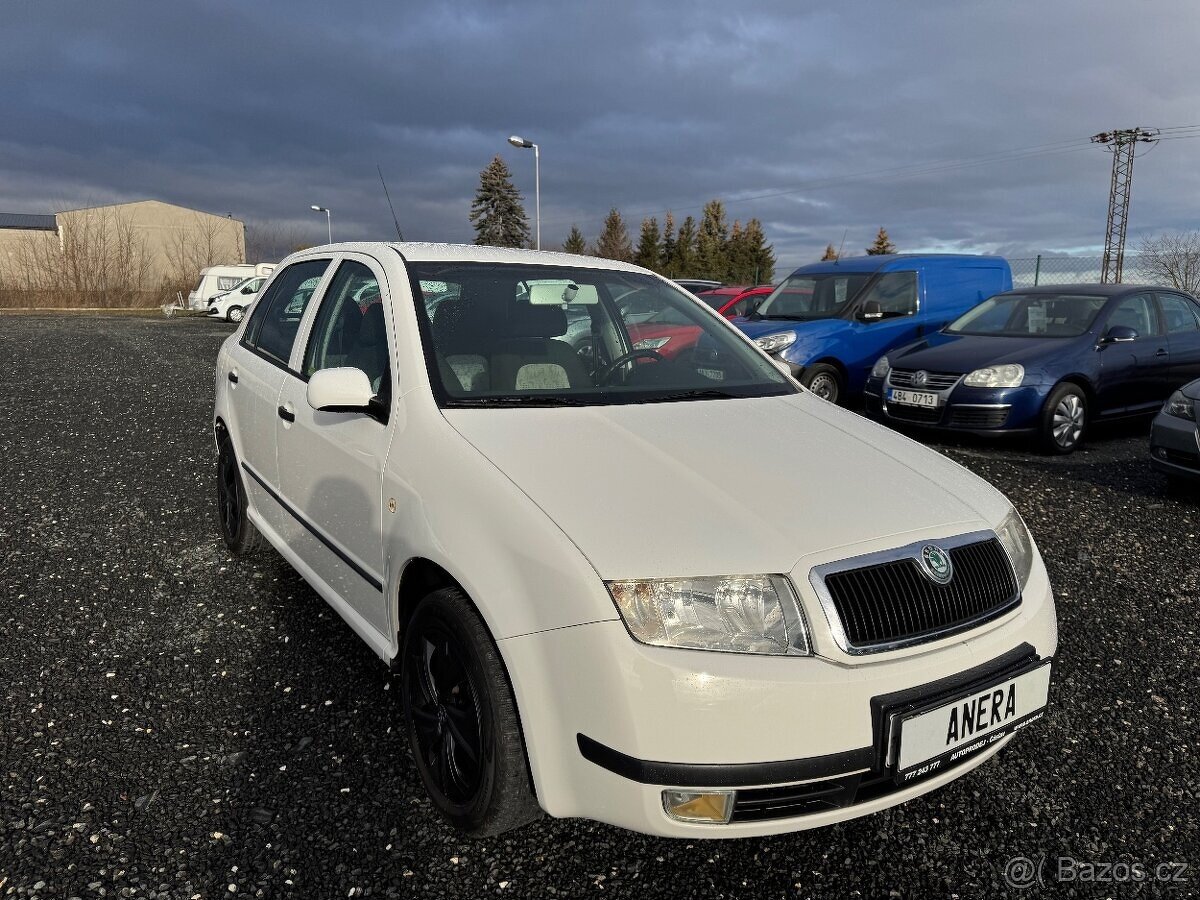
696,285 -> 775,318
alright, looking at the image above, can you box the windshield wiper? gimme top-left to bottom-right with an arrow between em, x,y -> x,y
640,388 -> 744,403
449,394 -> 593,407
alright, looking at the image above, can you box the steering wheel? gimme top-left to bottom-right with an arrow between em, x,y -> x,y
595,348 -> 666,384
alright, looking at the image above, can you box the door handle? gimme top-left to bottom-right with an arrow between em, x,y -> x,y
228,371 -> 239,385
1156,348 -> 1169,358
277,405 -> 295,423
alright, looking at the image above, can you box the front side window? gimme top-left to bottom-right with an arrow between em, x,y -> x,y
754,272 -> 873,320
407,263 -> 792,407
1158,293 -> 1200,334
245,259 -> 330,363
303,260 -> 390,394
860,271 -> 918,317
947,293 -> 1108,338
1106,294 -> 1158,337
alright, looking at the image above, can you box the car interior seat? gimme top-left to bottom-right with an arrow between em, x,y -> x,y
491,303 -> 590,391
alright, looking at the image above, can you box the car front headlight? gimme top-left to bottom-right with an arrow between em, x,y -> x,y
964,364 -> 1024,388
995,507 -> 1035,590
753,332 -> 797,354
606,575 -> 810,655
871,356 -> 890,379
1164,390 -> 1196,421
633,337 -> 671,350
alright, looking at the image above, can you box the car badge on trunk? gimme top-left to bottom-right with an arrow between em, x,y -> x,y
919,545 -> 953,584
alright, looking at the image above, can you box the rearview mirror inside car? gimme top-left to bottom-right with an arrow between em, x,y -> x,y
527,281 -> 599,305
307,367 -> 375,412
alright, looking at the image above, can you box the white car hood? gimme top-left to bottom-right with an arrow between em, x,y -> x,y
444,393 -> 1008,579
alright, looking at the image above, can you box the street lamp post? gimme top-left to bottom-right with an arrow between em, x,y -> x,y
507,135 -> 540,250
310,205 -> 332,244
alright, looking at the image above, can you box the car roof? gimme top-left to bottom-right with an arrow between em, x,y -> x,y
997,283 -> 1162,297
283,241 -> 656,274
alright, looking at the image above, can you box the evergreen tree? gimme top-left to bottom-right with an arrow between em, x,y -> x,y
595,208 -> 634,262
696,200 -> 730,281
865,227 -> 897,256
634,217 -> 662,271
672,215 -> 698,275
562,225 -> 588,255
725,220 -> 754,283
660,213 -> 677,276
742,219 -> 775,283
469,156 -> 531,248
821,243 -> 839,261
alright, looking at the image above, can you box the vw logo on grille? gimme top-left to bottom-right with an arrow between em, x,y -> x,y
912,370 -> 929,388
918,545 -> 954,584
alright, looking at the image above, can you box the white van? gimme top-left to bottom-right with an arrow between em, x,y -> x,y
188,264 -> 276,309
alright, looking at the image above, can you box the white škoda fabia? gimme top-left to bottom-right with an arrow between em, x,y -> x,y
213,243 -> 1057,837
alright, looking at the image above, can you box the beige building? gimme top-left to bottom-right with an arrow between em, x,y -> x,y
0,199 -> 246,306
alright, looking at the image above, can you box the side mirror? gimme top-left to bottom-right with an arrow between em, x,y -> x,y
1100,325 -> 1138,344
858,300 -> 883,322
307,367 -> 375,412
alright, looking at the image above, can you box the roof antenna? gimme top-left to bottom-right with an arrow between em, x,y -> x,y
377,164 -> 404,241
835,228 -> 847,264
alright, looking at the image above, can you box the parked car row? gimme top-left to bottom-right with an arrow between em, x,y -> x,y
733,255 -> 1200,460
214,242 -> 1057,841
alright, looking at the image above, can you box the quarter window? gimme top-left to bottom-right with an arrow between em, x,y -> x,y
303,261 -> 391,394
245,260 -> 330,364
1157,294 -> 1200,333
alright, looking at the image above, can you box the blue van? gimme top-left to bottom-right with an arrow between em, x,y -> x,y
735,254 -> 1012,404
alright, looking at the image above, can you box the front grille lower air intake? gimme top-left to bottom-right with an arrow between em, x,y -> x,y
812,534 -> 1019,654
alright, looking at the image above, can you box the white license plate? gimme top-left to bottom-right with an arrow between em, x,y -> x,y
892,661 -> 1052,783
888,388 -> 939,408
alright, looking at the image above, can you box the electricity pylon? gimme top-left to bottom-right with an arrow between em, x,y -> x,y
1091,127 -> 1159,283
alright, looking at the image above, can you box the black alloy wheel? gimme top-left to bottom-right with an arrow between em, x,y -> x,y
400,588 -> 540,835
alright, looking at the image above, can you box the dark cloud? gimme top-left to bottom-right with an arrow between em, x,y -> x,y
2,0 -> 1198,269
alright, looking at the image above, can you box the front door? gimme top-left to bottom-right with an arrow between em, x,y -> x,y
275,255 -> 396,641
1097,292 -> 1168,414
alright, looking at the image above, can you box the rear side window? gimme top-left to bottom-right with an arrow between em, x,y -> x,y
1158,293 -> 1200,333
244,260 -> 330,364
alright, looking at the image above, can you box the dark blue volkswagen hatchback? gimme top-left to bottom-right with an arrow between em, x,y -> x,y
864,284 -> 1200,453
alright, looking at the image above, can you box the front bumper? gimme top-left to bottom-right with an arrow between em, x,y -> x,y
864,377 -> 1046,435
1149,410 -> 1200,480
500,552 -> 1057,837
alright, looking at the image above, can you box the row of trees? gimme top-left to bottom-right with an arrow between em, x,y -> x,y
469,156 -> 776,283
819,227 -> 898,260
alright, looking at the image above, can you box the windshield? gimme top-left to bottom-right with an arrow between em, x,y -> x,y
408,263 -> 793,407
753,272 -> 873,320
947,293 -> 1108,338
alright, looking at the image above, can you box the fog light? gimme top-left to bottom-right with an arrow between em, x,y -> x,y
1155,447 -> 1167,459
662,790 -> 735,824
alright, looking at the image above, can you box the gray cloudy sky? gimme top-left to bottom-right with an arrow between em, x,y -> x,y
2,0 -> 1199,269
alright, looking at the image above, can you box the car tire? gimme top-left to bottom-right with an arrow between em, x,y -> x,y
216,433 -> 266,555
801,364 -> 843,404
401,587 -> 541,837
1038,383 -> 1088,454
227,306 -> 244,324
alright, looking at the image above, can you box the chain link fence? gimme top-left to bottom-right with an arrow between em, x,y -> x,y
1000,255 -> 1157,287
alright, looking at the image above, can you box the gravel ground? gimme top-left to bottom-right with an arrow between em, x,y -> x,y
1,315 -> 1196,899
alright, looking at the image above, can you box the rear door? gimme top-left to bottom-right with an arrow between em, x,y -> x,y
229,258 -> 332,533
274,254 -> 396,641
1156,292 -> 1200,389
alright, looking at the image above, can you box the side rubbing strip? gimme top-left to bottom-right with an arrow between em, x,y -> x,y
241,462 -> 383,593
